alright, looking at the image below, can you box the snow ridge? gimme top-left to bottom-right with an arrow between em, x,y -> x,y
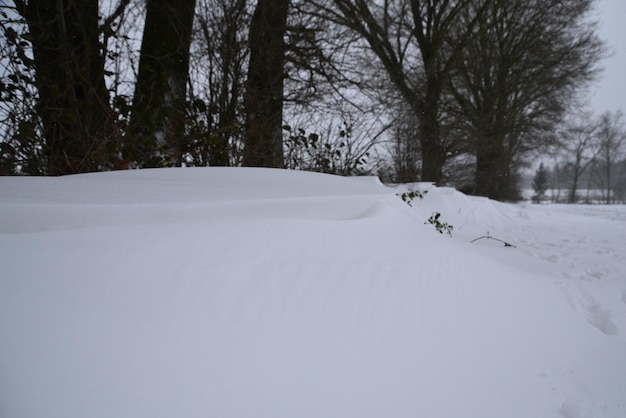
1,167 -> 625,418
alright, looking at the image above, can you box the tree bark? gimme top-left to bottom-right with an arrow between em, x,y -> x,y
242,0 -> 290,168
130,0 -> 197,167
419,78 -> 446,183
474,132 -> 504,198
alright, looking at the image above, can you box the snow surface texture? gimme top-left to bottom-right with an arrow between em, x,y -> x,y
1,167 -> 625,418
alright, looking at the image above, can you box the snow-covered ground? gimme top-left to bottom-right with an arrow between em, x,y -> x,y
1,167 -> 625,418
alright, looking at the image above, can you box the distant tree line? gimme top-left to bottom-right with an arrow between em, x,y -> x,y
0,0 -> 611,201
531,110 -> 626,204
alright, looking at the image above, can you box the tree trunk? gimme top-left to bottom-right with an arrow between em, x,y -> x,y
473,131 -> 507,199
419,83 -> 446,184
569,152 -> 584,203
569,173 -> 580,203
130,0 -> 196,167
242,0 -> 289,168
22,0 -> 118,175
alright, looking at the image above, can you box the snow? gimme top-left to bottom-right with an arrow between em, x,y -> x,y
1,167 -> 625,418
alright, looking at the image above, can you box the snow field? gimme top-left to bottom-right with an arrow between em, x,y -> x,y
1,167 -> 625,418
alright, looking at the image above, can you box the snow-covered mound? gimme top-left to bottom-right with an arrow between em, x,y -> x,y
1,167 -> 625,418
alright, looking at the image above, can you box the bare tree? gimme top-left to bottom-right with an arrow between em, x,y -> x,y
449,0 -> 605,200
560,114 -> 600,203
186,0 -> 250,167
307,0 -> 486,184
592,111 -> 626,203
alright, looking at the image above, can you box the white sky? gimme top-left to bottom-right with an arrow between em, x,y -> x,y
589,0 -> 626,114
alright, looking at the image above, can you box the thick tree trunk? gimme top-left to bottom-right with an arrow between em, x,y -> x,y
473,131 -> 507,199
242,0 -> 289,168
130,0 -> 196,167
22,0 -> 118,175
419,86 -> 446,184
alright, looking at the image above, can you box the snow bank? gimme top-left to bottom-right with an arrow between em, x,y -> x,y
1,168 -> 625,418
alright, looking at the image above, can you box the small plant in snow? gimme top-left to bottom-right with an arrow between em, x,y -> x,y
426,212 -> 453,236
396,189 -> 453,236
397,189 -> 427,207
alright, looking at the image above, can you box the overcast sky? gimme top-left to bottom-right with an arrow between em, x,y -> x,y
589,0 -> 626,114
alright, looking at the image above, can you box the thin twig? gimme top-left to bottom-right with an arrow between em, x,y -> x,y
471,231 -> 516,248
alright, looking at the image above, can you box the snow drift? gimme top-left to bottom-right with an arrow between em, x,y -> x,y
1,167 -> 625,418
